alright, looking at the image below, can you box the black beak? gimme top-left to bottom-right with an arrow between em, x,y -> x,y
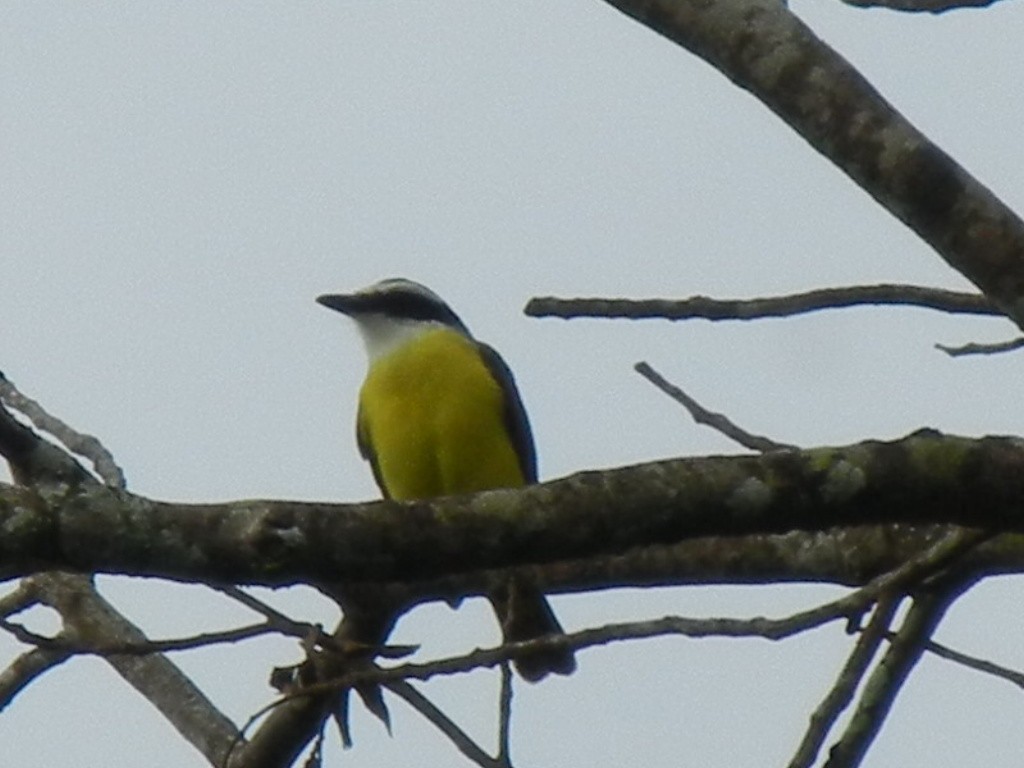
316,293 -> 362,315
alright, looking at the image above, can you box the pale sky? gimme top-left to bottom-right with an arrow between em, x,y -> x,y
3,2 -> 1024,767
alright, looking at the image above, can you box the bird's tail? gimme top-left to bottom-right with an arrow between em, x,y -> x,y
490,577 -> 576,682
320,583 -> 406,746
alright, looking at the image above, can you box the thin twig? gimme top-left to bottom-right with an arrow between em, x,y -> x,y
216,586 -> 320,636
0,646 -> 72,711
497,662 -> 514,768
229,531 -> 984,765
635,362 -> 795,452
256,607 -> 844,720
824,576 -> 975,768
923,639 -> 1024,690
387,679 -> 503,768
935,337 -> 1024,357
0,616 -> 291,654
787,596 -> 902,768
253,529 -> 989,696
0,373 -> 126,488
526,285 -> 999,321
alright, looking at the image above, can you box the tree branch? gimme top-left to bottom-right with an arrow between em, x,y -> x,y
216,528 -> 987,766
824,576 -> 973,768
269,526 -> 986,693
788,595 -> 901,768
0,581 -> 38,618
527,285 -> 998,322
839,0 -> 1004,12
935,337 -> 1024,357
0,617 -> 295,656
1,387 -> 241,765
0,374 -> 125,488
1,432 -> 1021,586
0,396 -> 90,487
388,680 -> 505,768
923,638 -> 1024,691
0,646 -> 71,711
30,573 -> 240,767
596,0 -> 1024,327
497,663 -> 513,768
635,361 -> 795,452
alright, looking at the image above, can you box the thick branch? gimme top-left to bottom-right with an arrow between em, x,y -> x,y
1,432 -> 1022,586
598,0 -> 1024,327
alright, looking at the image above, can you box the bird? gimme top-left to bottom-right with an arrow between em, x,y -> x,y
317,277 -> 575,682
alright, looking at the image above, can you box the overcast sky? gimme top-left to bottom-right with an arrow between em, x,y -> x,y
3,2 -> 1024,766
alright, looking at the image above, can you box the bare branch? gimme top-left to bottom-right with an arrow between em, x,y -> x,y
228,528 -> 986,768
0,374 -> 125,489
0,405 -> 38,485
0,397 -> 90,487
228,695 -> 312,768
824,576 -> 974,768
0,581 -> 38,618
791,528 -> 986,767
218,586 -> 302,624
1,389 -> 243,763
840,0 -> 1003,12
635,362 -> 795,452
0,616 -> 293,655
0,646 -> 72,711
222,527 -> 999,767
923,638 -> 1024,691
30,573 -> 240,766
597,0 -> 1024,326
2,432 -> 1019,588
222,595 -> 879,766
232,673 -> 509,768
287,531 -> 983,693
388,680 -> 505,768
935,337 -> 1024,357
497,663 -> 513,768
526,285 -> 999,322
215,586 -> 326,644
787,596 -> 901,768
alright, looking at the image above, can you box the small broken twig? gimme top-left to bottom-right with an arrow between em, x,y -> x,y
635,361 -> 795,452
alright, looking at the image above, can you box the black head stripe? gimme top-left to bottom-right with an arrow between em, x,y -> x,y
319,280 -> 471,333
349,289 -> 468,332
381,291 -> 466,329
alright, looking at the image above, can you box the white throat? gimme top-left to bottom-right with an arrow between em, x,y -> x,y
356,315 -> 452,363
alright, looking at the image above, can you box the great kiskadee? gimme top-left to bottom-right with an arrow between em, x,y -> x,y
317,278 -> 575,682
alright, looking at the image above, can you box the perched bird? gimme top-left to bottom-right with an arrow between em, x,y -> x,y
317,277 -> 575,682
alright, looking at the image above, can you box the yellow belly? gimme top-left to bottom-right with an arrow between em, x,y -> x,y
358,328 -> 526,500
